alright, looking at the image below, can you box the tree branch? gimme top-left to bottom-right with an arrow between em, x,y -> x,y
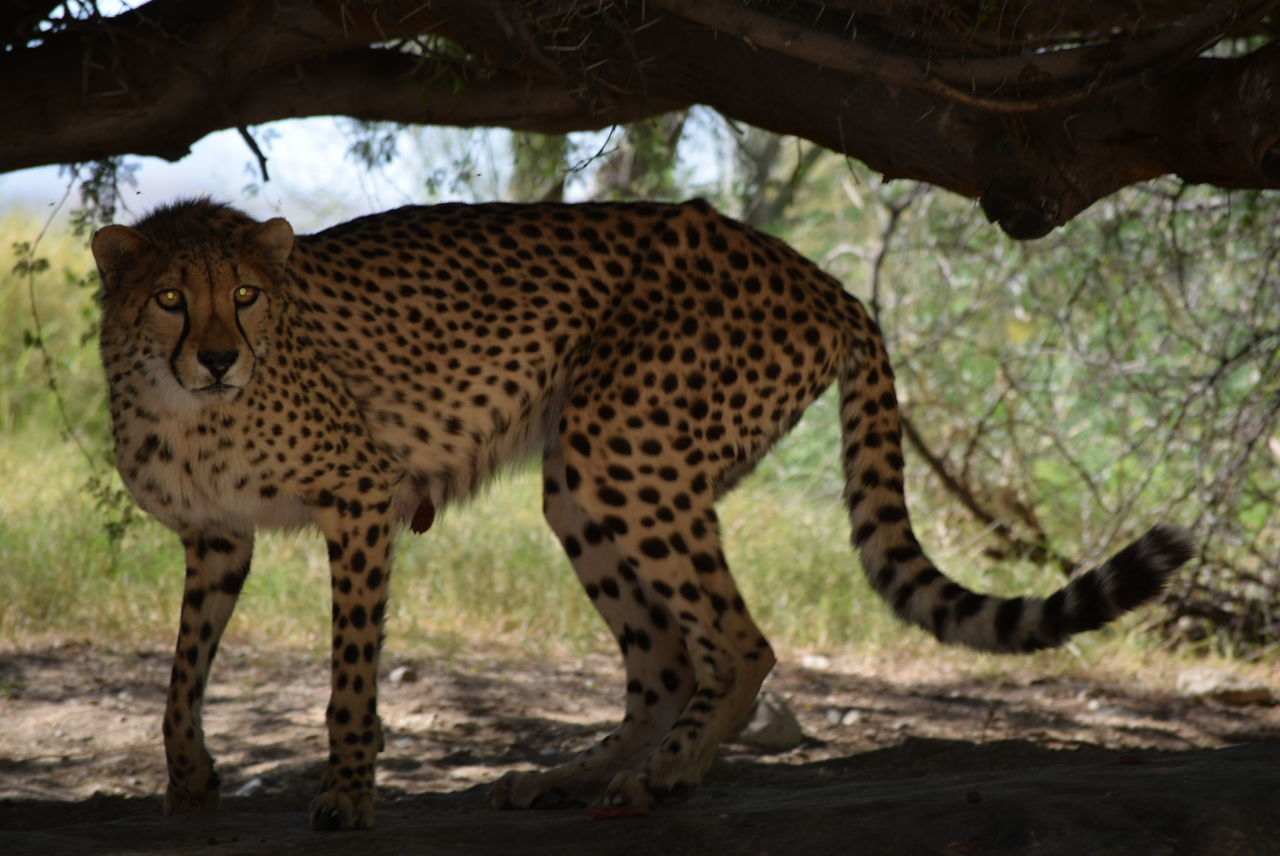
0,0 -> 63,49
650,0 -> 1274,112
1,0 -> 1277,238
899,414 -> 1079,578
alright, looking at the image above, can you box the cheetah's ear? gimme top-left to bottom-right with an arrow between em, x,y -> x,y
250,217 -> 294,267
91,225 -> 151,284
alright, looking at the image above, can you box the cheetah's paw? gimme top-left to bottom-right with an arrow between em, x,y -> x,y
604,769 -> 695,807
603,770 -> 655,808
490,769 -> 602,810
310,787 -> 375,831
164,769 -> 220,815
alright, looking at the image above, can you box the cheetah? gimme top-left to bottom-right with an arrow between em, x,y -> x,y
91,197 -> 1193,830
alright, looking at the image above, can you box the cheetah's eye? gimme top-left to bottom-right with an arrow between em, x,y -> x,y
154,289 -> 184,311
234,285 -> 261,307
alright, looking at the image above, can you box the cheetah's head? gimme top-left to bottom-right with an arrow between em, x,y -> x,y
92,200 -> 294,414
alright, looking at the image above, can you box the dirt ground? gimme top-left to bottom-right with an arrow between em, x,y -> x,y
1,641 -> 1277,855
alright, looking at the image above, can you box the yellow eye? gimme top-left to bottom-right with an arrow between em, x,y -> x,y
234,285 -> 261,307
154,289 -> 184,310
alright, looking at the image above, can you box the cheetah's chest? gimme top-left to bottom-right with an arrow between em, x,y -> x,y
115,416 -> 313,533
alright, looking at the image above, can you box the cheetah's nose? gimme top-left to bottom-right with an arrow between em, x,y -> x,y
198,349 -> 239,380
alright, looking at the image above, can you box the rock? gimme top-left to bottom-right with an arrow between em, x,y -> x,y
799,654 -> 831,670
1176,667 -> 1275,706
234,777 -> 267,797
388,665 -> 419,685
733,691 -> 805,751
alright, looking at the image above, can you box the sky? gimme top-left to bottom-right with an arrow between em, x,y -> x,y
0,110 -> 722,235
0,118 -> 515,233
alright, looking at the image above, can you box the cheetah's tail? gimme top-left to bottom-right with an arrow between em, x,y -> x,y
834,351 -> 1194,654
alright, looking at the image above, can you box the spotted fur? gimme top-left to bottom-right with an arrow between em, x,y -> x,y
92,198 -> 1193,830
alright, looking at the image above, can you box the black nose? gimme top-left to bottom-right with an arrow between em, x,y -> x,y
198,349 -> 239,379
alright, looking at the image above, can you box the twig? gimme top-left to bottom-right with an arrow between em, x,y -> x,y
19,169 -> 99,472
236,125 -> 270,183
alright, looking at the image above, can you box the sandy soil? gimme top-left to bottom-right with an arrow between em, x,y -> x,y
1,641 -> 1277,855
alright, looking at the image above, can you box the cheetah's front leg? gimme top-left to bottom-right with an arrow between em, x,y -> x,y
162,528 -> 253,815
308,498 -> 395,831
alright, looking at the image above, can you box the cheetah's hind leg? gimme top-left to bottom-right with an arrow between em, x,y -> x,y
489,452 -> 696,809
598,503 -> 776,808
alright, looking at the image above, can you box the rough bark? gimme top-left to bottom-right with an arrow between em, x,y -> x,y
2,0 -> 1277,237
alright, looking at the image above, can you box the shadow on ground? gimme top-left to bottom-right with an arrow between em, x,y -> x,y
1,643 -> 1277,855
3,742 -> 1278,856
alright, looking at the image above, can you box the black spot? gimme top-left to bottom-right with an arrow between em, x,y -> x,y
911,566 -> 941,587
995,597 -> 1025,647
1068,572 -> 1111,633
599,486 -> 628,507
640,537 -> 670,559
649,605 -> 669,629
854,522 -> 877,544
216,564 -> 248,595
887,544 -> 923,563
206,537 -> 235,554
569,432 -> 591,456
954,592 -> 985,622
931,606 -> 949,638
1042,589 -> 1067,642
877,505 -> 907,523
